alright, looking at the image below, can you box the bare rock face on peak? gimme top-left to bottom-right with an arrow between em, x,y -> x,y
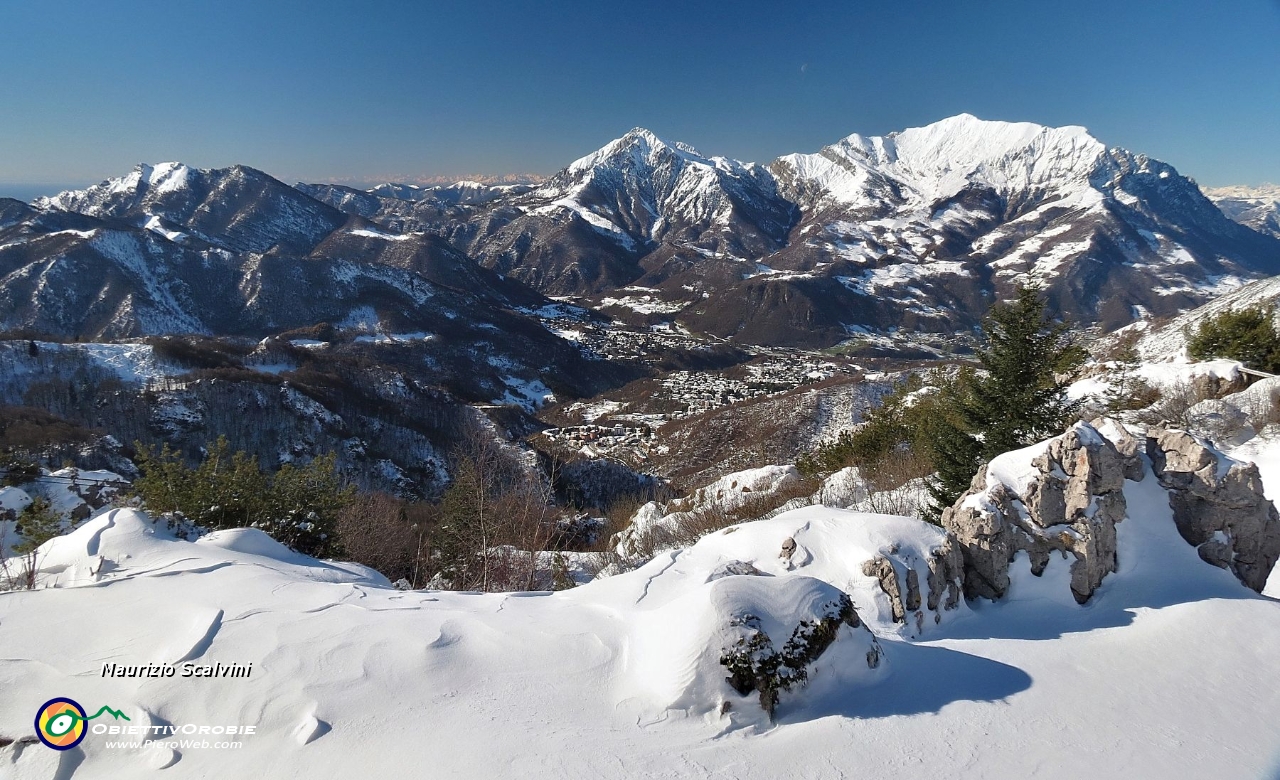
943,420 -> 1280,604
1146,428 -> 1280,592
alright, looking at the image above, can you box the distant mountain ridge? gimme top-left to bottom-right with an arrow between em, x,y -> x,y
299,115 -> 1280,347
21,114 -> 1280,350
1202,184 -> 1280,240
2,163 -> 620,416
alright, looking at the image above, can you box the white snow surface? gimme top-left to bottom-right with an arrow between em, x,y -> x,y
492,375 -> 556,412
1067,359 -> 1244,405
347,228 -> 413,242
777,114 -> 1106,211
3,463 -> 1280,780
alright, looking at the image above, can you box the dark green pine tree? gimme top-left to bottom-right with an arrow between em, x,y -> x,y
926,285 -> 1085,517
431,457 -> 490,590
924,415 -> 982,522
1186,304 -> 1280,373
966,285 -> 1086,461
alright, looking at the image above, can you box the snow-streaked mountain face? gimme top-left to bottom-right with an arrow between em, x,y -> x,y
10,163 -> 559,339
1203,184 -> 1280,239
36,163 -> 349,254
0,195 -> 630,494
537,128 -> 795,251
0,207 -> 515,340
302,116 -> 1280,347
773,114 -> 1107,213
451,128 -> 799,295
761,115 -> 1280,340
19,116 -> 1280,351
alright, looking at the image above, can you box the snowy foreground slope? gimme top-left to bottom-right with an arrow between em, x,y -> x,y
4,446 -> 1280,776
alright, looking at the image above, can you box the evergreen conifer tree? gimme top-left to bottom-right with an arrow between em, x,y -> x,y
1186,305 -> 1280,373
262,453 -> 353,557
966,285 -> 1085,461
914,366 -> 981,521
926,285 -> 1085,516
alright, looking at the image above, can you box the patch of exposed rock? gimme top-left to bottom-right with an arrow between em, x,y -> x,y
719,591 -> 879,719
943,421 -> 1140,604
942,419 -> 1280,604
1146,428 -> 1280,592
1186,375 -> 1280,447
860,537 -> 964,632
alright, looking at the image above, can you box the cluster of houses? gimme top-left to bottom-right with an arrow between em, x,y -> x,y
538,423 -> 657,459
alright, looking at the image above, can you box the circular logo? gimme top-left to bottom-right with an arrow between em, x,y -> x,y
35,698 -> 87,750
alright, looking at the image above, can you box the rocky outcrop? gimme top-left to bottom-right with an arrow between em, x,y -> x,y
943,421 -> 1141,604
942,419 -> 1280,604
1186,375 -> 1280,447
720,592 -> 879,719
1146,428 -> 1280,592
861,536 -> 964,631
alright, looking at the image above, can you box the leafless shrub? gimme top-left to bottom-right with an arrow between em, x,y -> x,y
1134,379 -> 1214,430
615,476 -> 819,565
1244,387 -> 1280,432
431,424 -> 563,592
1110,378 -> 1161,414
1094,328 -> 1142,364
858,480 -> 930,518
840,448 -> 929,517
863,448 -> 932,491
335,492 -> 433,587
575,497 -> 644,576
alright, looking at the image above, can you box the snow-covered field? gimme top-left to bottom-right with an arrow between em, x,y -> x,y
3,438 -> 1280,778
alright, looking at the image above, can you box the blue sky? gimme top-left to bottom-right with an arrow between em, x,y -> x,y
1,0 -> 1278,193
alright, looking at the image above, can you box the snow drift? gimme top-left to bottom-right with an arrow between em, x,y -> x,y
3,420 -> 1280,777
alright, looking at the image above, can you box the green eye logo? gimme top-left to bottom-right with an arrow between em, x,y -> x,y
35,698 -> 131,750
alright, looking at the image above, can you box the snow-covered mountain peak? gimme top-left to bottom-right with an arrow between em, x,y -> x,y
780,114 -> 1108,209
367,182 -> 425,200
886,114 -> 1101,175
36,161 -> 197,212
35,162 -> 348,255
1203,183 -> 1280,239
1202,183 -> 1280,201
563,127 -> 712,178
138,161 -> 193,193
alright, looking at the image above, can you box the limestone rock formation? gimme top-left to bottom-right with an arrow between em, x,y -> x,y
942,418 -> 1280,604
861,536 -> 964,631
1146,428 -> 1280,592
943,421 -> 1140,604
